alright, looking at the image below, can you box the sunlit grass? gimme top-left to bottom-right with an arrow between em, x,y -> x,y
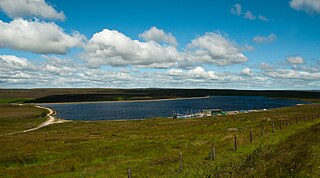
0,104 -> 319,177
0,104 -> 47,135
0,98 -> 31,104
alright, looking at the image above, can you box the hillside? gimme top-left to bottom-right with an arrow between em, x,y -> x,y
0,88 -> 320,103
0,103 -> 319,177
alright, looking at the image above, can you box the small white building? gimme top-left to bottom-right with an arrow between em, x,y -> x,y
203,109 -> 223,116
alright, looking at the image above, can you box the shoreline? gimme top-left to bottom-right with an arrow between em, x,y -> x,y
35,105 -> 55,116
33,96 -> 309,122
0,105 -> 70,136
35,96 -> 211,105
34,105 -> 70,125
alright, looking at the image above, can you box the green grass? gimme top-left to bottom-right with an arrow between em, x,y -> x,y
232,121 -> 320,177
0,98 -> 31,104
0,104 -> 47,135
0,104 -> 319,177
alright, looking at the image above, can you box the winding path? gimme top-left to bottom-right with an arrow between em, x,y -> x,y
0,105 -> 70,136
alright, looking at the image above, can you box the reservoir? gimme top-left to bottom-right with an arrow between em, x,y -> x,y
41,96 -> 307,121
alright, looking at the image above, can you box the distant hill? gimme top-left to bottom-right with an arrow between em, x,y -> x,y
0,88 -> 319,103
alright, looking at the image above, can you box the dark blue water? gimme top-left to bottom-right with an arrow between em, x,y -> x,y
41,96 -> 307,121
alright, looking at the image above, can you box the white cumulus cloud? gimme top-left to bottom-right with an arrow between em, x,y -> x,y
244,11 -> 256,20
290,0 -> 320,14
139,26 -> 177,46
0,55 -> 36,70
0,19 -> 85,54
1,54 -> 319,89
83,29 -> 249,68
186,32 -> 248,66
167,66 -> 219,80
0,0 -> 65,20
258,15 -> 269,21
287,56 -> 304,64
83,29 -> 182,68
241,67 -> 253,76
0,54 -> 134,88
166,67 -> 248,86
231,3 -> 269,21
231,4 -> 242,16
264,69 -> 320,80
253,33 -> 277,44
187,66 -> 219,79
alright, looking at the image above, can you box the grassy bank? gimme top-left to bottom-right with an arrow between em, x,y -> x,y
0,104 -> 319,177
233,121 -> 320,177
0,104 -> 47,135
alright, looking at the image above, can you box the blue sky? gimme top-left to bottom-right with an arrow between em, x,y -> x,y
0,0 -> 319,89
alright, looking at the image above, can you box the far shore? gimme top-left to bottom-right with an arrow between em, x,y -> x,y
35,96 -> 211,105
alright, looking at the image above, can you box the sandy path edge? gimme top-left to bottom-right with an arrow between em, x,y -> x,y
0,105 -> 70,136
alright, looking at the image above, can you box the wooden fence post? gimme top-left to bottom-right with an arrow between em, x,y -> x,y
234,136 -> 237,151
250,130 -> 253,143
272,122 -> 275,133
128,168 -> 131,178
286,119 -> 288,129
179,152 -> 183,173
279,120 -> 282,130
211,143 -> 216,161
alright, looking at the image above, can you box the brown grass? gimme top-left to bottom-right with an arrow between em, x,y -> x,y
0,104 -> 319,177
0,104 -> 47,135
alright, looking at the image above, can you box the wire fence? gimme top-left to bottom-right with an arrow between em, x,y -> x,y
126,113 -> 320,177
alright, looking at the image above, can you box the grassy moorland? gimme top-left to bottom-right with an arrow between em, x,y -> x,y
0,88 -> 319,103
0,104 -> 47,135
0,103 -> 319,177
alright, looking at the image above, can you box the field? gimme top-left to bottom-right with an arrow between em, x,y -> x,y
0,104 -> 47,135
0,103 -> 319,177
0,88 -> 320,103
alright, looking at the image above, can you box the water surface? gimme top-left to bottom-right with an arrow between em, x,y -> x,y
42,96 -> 307,121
